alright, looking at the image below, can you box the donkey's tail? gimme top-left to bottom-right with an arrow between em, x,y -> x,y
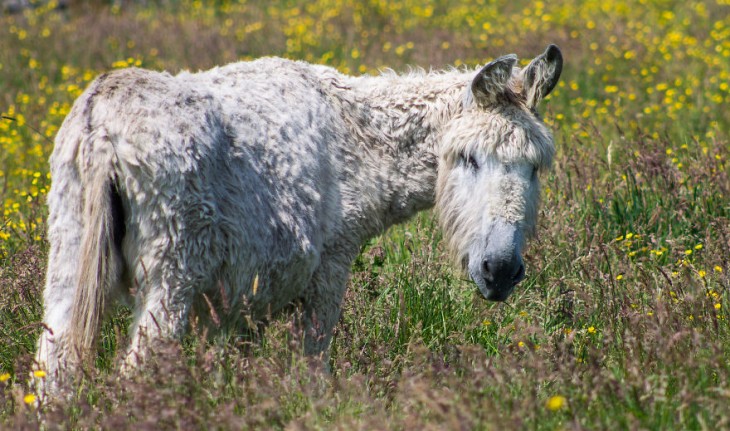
69,143 -> 124,365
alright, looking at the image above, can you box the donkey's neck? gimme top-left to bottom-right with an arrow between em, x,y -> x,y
337,70 -> 468,239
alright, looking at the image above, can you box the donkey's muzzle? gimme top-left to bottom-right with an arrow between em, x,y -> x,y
469,219 -> 525,302
477,258 -> 525,301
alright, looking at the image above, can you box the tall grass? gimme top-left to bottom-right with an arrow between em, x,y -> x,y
1,0 -> 729,428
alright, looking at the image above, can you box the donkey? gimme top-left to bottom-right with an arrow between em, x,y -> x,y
36,45 -> 562,384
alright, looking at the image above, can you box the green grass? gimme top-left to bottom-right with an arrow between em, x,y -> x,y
1,0 -> 730,429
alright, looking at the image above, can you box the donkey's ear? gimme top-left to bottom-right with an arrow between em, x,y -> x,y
470,54 -> 518,105
521,44 -> 563,109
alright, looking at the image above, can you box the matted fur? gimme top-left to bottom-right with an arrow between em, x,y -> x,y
37,46 -> 562,385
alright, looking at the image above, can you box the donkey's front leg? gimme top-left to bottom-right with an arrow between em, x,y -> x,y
299,256 -> 352,365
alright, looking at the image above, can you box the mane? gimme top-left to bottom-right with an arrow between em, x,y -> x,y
377,64 -> 469,80
342,66 -> 471,154
440,106 -> 555,171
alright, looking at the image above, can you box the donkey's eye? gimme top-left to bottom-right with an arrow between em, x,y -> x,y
467,155 -> 479,171
459,152 -> 479,171
531,167 -> 538,181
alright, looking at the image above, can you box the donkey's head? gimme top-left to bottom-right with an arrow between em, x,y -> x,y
437,45 -> 562,301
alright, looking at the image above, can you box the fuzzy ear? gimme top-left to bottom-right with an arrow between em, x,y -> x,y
521,44 -> 563,109
470,54 -> 518,105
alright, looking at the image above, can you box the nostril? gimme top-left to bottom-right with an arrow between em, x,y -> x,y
513,263 -> 525,283
481,259 -> 495,282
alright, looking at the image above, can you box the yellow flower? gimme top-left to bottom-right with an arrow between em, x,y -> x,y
715,303 -> 722,311
685,249 -> 693,256
546,395 -> 567,411
616,274 -> 624,281
518,341 -> 525,348
587,326 -> 596,334
698,270 -> 707,278
0,373 -> 10,382
714,266 -> 723,273
23,394 -> 37,405
695,244 -> 703,250
32,370 -> 46,378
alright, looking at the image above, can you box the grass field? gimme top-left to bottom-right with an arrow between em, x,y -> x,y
1,0 -> 729,428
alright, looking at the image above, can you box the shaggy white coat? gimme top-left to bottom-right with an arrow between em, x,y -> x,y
37,46 -> 562,384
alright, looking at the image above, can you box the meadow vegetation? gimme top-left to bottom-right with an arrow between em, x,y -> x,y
1,0 -> 729,428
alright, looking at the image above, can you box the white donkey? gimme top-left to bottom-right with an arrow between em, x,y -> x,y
37,45 -> 562,384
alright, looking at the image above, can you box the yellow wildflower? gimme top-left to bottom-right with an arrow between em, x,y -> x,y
715,303 -> 722,311
23,394 -> 37,405
546,395 -> 567,411
587,326 -> 596,334
0,373 -> 10,382
32,370 -> 46,378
